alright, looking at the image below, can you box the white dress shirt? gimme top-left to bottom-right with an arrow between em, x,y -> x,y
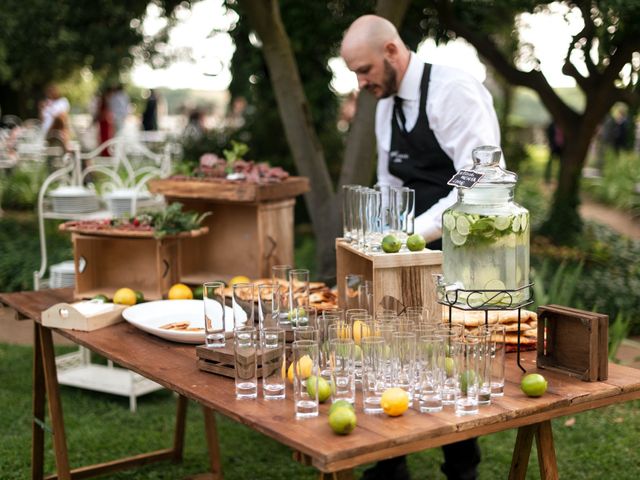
375,52 -> 501,243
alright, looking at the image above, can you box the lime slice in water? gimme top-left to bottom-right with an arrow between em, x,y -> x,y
483,279 -> 507,304
494,215 -> 511,231
519,213 -> 528,231
512,215 -> 521,233
456,215 -> 471,236
443,212 -> 456,231
449,230 -> 467,246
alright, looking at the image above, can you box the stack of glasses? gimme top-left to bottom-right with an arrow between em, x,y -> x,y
342,184 -> 416,252
202,265 -> 320,408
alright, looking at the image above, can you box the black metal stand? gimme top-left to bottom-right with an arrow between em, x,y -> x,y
437,283 -> 534,373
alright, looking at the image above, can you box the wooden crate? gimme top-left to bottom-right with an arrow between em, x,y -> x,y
148,176 -> 309,203
148,177 -> 309,283
335,239 -> 443,322
537,304 -> 608,381
196,343 -> 291,378
72,233 -> 181,301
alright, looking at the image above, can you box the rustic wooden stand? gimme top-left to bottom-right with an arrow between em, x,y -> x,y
335,239 -> 443,322
62,227 -> 208,301
148,177 -> 309,283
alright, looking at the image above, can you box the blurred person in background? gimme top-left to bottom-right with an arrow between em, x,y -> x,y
183,109 -> 205,142
94,89 -> 113,155
39,84 -> 71,151
109,84 -> 130,134
142,89 -> 158,131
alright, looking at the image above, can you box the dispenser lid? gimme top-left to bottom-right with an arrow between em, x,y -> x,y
470,146 -> 517,186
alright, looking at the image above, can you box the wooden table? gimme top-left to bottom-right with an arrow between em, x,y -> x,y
3,288 -> 640,480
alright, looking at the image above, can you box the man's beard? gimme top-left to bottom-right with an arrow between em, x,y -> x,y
378,59 -> 397,98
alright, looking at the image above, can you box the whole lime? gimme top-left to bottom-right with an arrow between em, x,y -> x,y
134,290 -> 145,304
306,375 -> 332,403
521,373 -> 548,397
381,234 -> 401,253
406,233 -> 426,251
329,399 -> 355,416
92,294 -> 109,303
445,357 -> 455,377
192,285 -> 204,300
328,407 -> 357,435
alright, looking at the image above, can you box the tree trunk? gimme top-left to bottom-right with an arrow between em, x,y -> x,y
239,0 -> 411,282
238,0 -> 339,281
539,127 -> 593,242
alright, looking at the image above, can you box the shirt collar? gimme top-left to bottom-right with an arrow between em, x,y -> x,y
396,52 -> 422,101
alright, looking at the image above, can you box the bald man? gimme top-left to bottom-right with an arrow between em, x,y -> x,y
342,15 -> 500,480
341,15 -> 500,251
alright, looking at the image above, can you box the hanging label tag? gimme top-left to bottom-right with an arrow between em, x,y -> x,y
447,170 -> 484,189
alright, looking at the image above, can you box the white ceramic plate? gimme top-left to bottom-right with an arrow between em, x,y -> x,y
123,300 -> 242,344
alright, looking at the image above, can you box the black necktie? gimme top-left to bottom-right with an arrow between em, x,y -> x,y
394,96 -> 407,134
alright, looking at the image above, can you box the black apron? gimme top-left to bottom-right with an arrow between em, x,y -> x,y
388,63 -> 456,249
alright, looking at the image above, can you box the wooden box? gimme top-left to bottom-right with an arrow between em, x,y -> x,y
148,177 -> 310,283
335,239 -> 443,322
196,344 -> 290,378
536,304 -> 608,381
42,301 -> 125,331
72,233 -> 181,301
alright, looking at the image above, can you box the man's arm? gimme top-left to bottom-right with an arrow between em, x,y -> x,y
415,70 -> 501,242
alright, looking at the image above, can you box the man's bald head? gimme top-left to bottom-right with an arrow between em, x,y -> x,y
341,15 -> 401,55
340,15 -> 410,98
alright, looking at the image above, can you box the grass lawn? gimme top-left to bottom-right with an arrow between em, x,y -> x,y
1,343 -> 639,479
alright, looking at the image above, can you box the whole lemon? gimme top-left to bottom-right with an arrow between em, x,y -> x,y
381,387 -> 410,417
168,283 -> 193,300
329,407 -> 357,435
288,355 -> 313,383
113,288 -> 137,306
229,275 -> 251,286
381,234 -> 401,253
521,373 -> 548,397
352,320 -> 370,345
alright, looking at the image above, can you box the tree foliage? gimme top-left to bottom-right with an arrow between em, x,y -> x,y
0,0 -> 187,116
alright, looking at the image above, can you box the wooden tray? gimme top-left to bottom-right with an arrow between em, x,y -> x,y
148,176 -> 310,203
59,223 -> 209,239
537,304 -> 608,381
196,343 -> 291,378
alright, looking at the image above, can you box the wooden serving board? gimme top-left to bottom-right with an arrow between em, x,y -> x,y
59,223 -> 209,239
148,176 -> 310,203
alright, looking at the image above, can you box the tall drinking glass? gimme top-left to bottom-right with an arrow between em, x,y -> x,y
289,269 -> 310,317
329,338 -> 356,404
391,331 -> 417,403
292,340 -> 320,418
362,189 -> 382,251
454,339 -> 480,416
374,183 -> 394,237
466,330 -> 492,405
391,186 -> 415,246
342,184 -> 359,242
203,281 -> 226,348
361,336 -> 386,414
437,331 -> 461,406
234,326 -> 258,399
257,283 -> 280,331
272,264 -> 291,326
345,274 -> 363,311
359,280 -> 374,314
232,283 -> 254,329
418,334 -> 445,413
261,328 -> 286,400
485,324 -> 506,397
